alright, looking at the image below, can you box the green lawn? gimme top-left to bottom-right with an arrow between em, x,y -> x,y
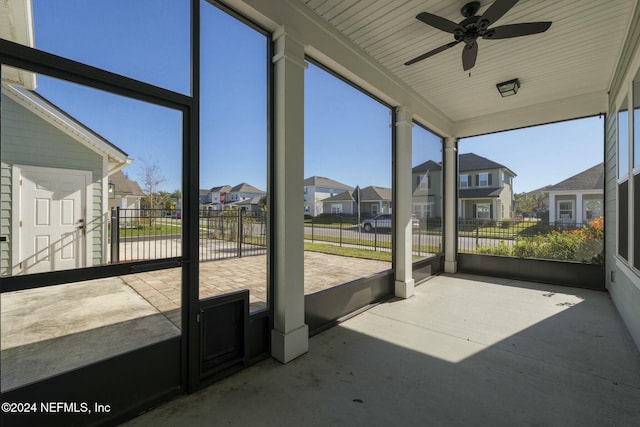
304,242 -> 391,262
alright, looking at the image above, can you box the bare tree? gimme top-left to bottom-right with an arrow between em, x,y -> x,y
138,159 -> 166,209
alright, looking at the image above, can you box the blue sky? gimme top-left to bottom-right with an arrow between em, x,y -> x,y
28,0 -> 603,195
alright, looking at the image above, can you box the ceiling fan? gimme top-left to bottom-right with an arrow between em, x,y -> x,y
405,0 -> 552,71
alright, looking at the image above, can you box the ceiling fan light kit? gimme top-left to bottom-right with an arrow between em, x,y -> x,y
405,0 -> 552,71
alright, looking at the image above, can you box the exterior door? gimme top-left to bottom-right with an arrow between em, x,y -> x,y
14,165 -> 90,274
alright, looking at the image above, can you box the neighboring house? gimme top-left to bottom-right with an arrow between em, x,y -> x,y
412,160 -> 443,219
1,80 -> 130,275
321,185 -> 392,216
108,170 -> 145,211
225,196 -> 265,213
458,153 -> 516,221
304,176 -> 353,216
199,189 -> 212,205
202,185 -> 232,211
227,183 -> 265,204
545,163 -> 604,224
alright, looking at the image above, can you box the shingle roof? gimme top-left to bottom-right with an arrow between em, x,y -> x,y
229,183 -> 265,194
322,191 -> 354,202
109,170 -> 144,196
209,185 -> 232,193
228,197 -> 264,206
459,153 -> 515,176
360,186 -> 392,201
412,160 -> 442,173
459,188 -> 504,199
303,176 -> 353,190
545,163 -> 604,192
321,185 -> 392,203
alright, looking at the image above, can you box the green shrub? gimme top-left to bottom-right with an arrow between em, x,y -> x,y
476,240 -> 512,256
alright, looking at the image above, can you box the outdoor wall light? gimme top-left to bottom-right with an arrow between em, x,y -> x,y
108,183 -> 116,199
496,78 -> 520,97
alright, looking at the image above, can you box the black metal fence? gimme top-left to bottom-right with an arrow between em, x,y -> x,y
110,208 -> 266,263
110,210 -> 602,265
458,218 -> 604,264
305,215 -> 443,258
198,209 -> 267,261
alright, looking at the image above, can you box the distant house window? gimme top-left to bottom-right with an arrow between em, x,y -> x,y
413,203 -> 431,218
584,200 -> 602,220
460,174 -> 469,188
372,204 -> 379,215
304,187 -> 308,194
418,175 -> 429,189
558,201 -> 574,222
479,173 -> 489,187
476,204 -> 490,219
331,204 -> 342,214
503,172 -> 510,185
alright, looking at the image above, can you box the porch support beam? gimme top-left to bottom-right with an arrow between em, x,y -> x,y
576,193 -> 583,224
271,26 -> 308,363
394,106 -> 414,298
549,193 -> 556,224
444,137 -> 458,273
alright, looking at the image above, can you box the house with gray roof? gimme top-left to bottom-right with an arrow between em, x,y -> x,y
228,183 -> 265,203
108,170 -> 145,211
304,176 -> 353,216
458,153 -> 517,221
545,163 -> 604,224
321,185 -> 392,217
201,184 -> 232,210
412,160 -> 442,219
412,153 -> 516,221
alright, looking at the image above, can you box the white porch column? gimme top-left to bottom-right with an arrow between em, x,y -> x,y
394,106 -> 414,298
444,137 -> 458,273
576,193 -> 583,224
271,27 -> 308,363
548,193 -> 556,224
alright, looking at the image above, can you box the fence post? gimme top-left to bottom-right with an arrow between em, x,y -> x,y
374,218 -> 378,251
238,209 -> 243,258
475,220 -> 479,251
339,216 -> 343,247
110,207 -> 120,264
311,217 -> 314,243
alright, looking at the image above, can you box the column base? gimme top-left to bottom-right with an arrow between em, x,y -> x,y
271,324 -> 309,364
394,279 -> 415,299
444,260 -> 458,274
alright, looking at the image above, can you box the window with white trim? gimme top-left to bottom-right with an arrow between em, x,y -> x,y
460,174 -> 469,188
618,93 -> 629,261
558,201 -> 574,222
331,204 -> 342,214
479,172 -> 489,187
476,203 -> 490,219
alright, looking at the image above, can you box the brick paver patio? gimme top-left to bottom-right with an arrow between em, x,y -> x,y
124,252 -> 391,328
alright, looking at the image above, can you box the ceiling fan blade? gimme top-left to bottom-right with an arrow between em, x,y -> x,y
404,41 -> 461,66
416,12 -> 463,34
483,22 -> 552,39
478,0 -> 518,29
462,42 -> 478,71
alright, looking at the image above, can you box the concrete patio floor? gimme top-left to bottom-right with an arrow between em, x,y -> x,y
124,273 -> 640,427
1,252 -> 390,391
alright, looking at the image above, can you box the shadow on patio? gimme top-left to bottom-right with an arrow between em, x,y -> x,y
123,273 -> 640,426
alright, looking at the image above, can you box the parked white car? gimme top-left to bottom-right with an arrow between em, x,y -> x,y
361,214 -> 420,232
